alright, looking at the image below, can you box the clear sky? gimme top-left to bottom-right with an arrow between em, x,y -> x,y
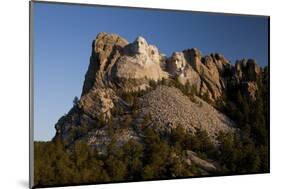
33,2 -> 269,141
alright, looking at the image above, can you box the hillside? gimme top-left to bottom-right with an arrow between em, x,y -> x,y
34,32 -> 269,187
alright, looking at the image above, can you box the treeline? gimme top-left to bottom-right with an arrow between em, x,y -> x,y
215,66 -> 269,172
34,66 -> 269,187
35,127 -> 206,187
151,67 -> 269,173
34,126 -> 267,187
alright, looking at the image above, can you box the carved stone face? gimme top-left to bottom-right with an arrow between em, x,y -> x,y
149,45 -> 160,63
132,36 -> 148,54
166,52 -> 188,76
172,52 -> 186,70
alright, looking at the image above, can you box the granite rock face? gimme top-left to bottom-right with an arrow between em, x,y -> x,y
167,52 -> 202,94
166,49 -> 230,101
54,32 -> 263,152
113,36 -> 168,91
82,32 -> 129,94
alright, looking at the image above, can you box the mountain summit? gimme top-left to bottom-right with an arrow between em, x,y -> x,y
52,32 -> 266,174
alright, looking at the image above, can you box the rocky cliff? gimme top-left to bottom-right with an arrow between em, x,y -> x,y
54,32 -> 263,155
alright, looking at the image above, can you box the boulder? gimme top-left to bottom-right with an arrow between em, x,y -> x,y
186,150 -> 217,173
79,88 -> 115,120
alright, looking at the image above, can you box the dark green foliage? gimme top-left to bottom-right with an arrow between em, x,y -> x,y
169,126 -> 216,161
104,153 -> 127,181
122,92 -> 135,105
156,78 -> 200,104
122,139 -> 143,179
215,67 -> 269,173
216,132 -> 261,173
34,140 -> 110,187
34,140 -> 75,186
34,69 -> 269,186
122,115 -> 133,129
73,96 -> 79,106
168,78 -> 195,96
142,128 -> 171,179
34,126 -> 211,187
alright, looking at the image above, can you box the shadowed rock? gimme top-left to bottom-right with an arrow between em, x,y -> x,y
54,32 -> 263,153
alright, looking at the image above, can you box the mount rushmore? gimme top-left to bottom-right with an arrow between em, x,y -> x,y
34,33 -> 268,187
53,32 -> 264,153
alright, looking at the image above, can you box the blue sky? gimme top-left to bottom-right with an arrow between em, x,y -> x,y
33,2 -> 269,141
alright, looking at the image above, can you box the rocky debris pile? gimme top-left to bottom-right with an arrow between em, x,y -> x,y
139,85 -> 235,142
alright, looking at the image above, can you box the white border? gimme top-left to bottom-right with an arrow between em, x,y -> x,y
1,0 -> 280,189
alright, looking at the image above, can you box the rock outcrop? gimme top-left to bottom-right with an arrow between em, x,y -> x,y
82,33 -> 168,94
54,32 -> 263,153
166,51 -> 202,94
113,36 -> 168,91
82,32 -> 129,94
166,49 -> 230,101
